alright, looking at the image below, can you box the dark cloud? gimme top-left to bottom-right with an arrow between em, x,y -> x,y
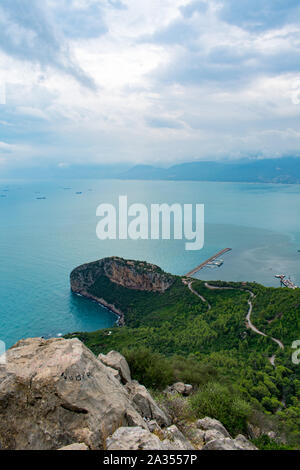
0,0 -> 96,89
218,0 -> 300,31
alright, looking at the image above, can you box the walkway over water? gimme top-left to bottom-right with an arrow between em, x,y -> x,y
185,248 -> 232,277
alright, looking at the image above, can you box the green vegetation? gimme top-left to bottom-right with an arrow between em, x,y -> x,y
66,268 -> 300,448
189,382 -> 251,436
252,434 -> 292,450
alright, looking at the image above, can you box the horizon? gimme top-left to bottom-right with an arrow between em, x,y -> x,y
1,1 -> 300,175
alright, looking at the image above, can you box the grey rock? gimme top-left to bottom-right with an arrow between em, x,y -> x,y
147,420 -> 161,433
125,380 -> 171,427
0,338 -> 147,450
204,429 -> 229,443
196,417 -> 231,438
58,443 -> 89,450
162,425 -> 195,450
169,382 -> 193,396
172,382 -> 186,394
203,436 -> 258,451
187,428 -> 205,449
184,384 -> 193,396
106,426 -> 170,450
234,434 -> 258,450
98,351 -> 131,384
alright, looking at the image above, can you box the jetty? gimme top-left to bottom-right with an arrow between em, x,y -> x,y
185,248 -> 232,277
275,274 -> 298,289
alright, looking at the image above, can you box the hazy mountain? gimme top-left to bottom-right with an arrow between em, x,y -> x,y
119,157 -> 300,184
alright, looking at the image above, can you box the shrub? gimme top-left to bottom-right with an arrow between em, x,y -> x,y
122,346 -> 174,389
189,382 -> 252,436
252,434 -> 292,450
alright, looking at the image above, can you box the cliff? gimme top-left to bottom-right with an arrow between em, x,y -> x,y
70,257 -> 175,325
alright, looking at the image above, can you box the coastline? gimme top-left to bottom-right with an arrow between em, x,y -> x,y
72,289 -> 125,326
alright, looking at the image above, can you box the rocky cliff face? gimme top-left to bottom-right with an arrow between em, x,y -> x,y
70,257 -> 175,324
0,337 -> 257,451
70,257 -> 174,294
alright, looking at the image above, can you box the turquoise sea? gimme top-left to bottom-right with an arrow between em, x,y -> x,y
1,179 -> 300,348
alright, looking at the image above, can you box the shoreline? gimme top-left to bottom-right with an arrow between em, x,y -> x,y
72,289 -> 125,327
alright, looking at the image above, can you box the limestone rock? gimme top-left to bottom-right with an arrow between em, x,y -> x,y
196,417 -> 231,438
186,428 -> 205,449
106,426 -> 195,451
0,337 -> 147,450
147,420 -> 161,433
70,257 -> 174,295
203,436 -> 258,451
98,351 -> 131,384
106,426 -> 168,450
58,443 -> 89,450
168,382 -> 193,396
162,425 -> 195,450
234,434 -> 258,450
172,382 -> 186,394
184,384 -> 193,396
204,429 -> 229,443
125,380 -> 171,427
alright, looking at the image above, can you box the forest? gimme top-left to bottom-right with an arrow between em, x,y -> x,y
66,268 -> 300,449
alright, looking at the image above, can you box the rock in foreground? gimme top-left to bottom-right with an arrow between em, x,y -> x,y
0,338 -> 146,450
0,337 -> 258,451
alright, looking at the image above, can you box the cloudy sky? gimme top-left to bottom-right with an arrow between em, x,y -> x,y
1,0 -> 300,172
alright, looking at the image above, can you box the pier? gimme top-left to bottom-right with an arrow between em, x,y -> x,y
275,274 -> 298,289
185,248 -> 232,278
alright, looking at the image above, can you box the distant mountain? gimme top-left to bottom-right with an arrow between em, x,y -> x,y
5,157 -> 300,183
119,157 -> 300,184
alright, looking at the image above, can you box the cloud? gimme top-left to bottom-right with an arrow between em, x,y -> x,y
145,115 -> 184,129
0,141 -> 14,153
0,0 -> 96,89
1,0 -> 300,170
218,0 -> 300,32
51,0 -> 108,39
180,0 -> 208,18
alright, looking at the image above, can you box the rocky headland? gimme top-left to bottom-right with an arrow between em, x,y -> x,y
70,257 -> 175,325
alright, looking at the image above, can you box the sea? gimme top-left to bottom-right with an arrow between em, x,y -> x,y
1,178 -> 300,348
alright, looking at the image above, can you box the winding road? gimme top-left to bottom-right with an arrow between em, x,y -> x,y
184,278 -> 284,366
183,279 -> 211,310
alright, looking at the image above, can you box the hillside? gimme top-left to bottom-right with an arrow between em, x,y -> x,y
67,257 -> 300,448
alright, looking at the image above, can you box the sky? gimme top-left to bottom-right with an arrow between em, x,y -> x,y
1,0 -> 300,173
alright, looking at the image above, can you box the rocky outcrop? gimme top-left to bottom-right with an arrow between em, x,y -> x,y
196,417 -> 257,450
0,337 -> 258,451
162,425 -> 195,450
202,435 -> 258,451
106,426 -> 168,450
70,257 -> 174,294
0,338 -> 146,450
70,257 -> 175,325
125,381 -> 171,427
58,443 -> 89,450
167,382 -> 193,396
98,351 -> 131,384
196,417 -> 231,438
106,425 -> 195,451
